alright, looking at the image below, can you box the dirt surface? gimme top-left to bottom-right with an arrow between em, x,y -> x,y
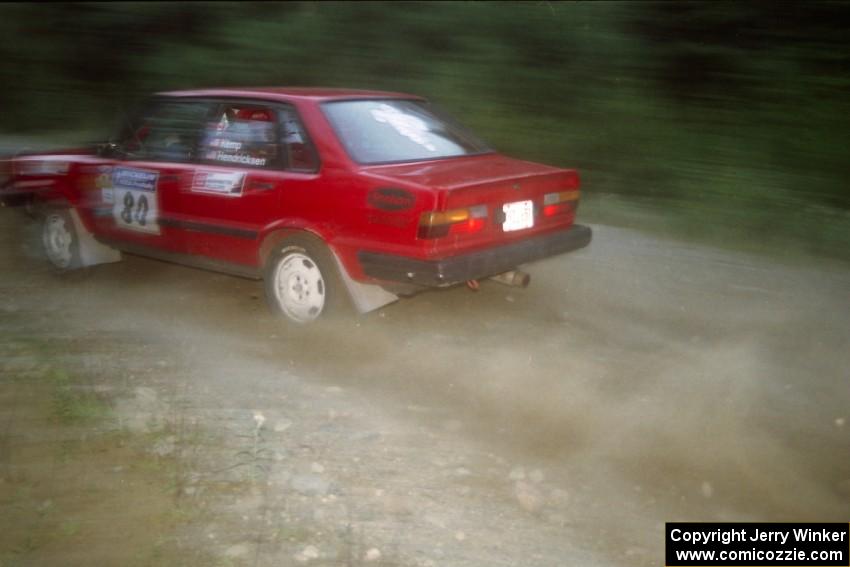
1,207 -> 849,566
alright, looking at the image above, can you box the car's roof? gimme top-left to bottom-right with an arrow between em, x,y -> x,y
156,87 -> 423,102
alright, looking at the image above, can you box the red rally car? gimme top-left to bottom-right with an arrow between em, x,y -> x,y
1,88 -> 591,324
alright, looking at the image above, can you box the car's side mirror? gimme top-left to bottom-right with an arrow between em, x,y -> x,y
97,141 -> 122,158
98,141 -> 141,160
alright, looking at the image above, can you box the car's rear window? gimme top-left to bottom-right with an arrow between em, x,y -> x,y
322,99 -> 492,165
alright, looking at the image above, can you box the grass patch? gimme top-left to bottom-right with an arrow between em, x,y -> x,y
581,191 -> 850,266
0,328 -> 221,565
47,367 -> 110,424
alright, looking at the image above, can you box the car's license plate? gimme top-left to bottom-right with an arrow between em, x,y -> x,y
502,200 -> 534,232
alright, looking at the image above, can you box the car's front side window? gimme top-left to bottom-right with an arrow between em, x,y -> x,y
114,98 -> 320,172
118,100 -> 214,163
322,99 -> 492,165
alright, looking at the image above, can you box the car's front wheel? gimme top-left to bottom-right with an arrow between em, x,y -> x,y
264,235 -> 347,324
41,208 -> 80,271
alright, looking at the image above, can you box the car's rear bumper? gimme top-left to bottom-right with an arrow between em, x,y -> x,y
358,223 -> 592,287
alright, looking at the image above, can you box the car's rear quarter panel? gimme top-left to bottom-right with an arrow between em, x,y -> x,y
278,99 -> 438,281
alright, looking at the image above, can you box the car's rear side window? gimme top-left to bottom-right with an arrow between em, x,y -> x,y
198,103 -> 319,172
278,106 -> 320,172
199,104 -> 279,169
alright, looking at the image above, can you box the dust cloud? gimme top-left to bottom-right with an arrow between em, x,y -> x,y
2,211 -> 849,565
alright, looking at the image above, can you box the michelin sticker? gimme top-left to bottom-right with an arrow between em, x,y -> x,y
192,170 -> 245,195
111,167 -> 160,234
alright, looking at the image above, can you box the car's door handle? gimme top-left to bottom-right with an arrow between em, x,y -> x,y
248,181 -> 275,191
160,174 -> 180,182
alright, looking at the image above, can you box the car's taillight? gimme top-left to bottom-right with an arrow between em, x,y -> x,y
418,205 -> 488,239
542,190 -> 580,217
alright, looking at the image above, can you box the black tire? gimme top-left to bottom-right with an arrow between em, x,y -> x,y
22,194 -> 38,218
41,208 -> 81,271
263,234 -> 349,324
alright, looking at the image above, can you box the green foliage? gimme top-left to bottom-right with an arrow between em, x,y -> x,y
48,368 -> 110,423
1,1 -> 849,257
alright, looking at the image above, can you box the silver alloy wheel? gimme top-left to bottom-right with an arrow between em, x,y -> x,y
273,251 -> 326,323
42,212 -> 73,269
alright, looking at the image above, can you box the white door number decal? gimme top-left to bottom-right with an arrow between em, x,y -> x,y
112,167 -> 160,234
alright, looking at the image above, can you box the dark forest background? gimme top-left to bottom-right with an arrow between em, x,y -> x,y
2,2 -> 849,259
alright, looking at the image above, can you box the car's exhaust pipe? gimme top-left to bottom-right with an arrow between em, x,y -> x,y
490,270 -> 530,288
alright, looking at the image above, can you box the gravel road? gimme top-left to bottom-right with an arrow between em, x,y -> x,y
1,207 -> 848,566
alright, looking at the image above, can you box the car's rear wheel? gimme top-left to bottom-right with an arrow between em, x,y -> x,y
264,235 -> 347,324
41,208 -> 80,271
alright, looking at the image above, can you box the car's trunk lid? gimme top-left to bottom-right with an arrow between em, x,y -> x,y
366,153 -> 580,252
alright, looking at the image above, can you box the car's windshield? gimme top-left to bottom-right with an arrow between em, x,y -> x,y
322,99 -> 492,164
